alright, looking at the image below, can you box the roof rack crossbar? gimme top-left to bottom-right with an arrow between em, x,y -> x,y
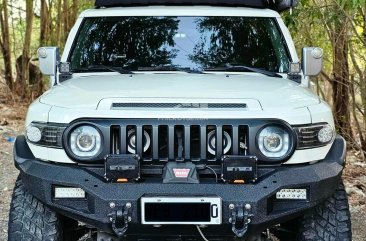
94,0 -> 299,12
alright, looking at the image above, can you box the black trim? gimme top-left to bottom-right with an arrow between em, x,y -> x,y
14,135 -> 346,237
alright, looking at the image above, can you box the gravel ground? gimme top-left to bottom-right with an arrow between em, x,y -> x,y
0,103 -> 365,240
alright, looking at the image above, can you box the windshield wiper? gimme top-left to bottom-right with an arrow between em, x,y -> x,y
139,65 -> 204,74
72,65 -> 134,74
204,65 -> 283,78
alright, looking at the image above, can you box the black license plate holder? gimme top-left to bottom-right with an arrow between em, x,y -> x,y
141,197 -> 222,225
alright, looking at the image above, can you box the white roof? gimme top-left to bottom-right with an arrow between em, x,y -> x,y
80,6 -> 280,18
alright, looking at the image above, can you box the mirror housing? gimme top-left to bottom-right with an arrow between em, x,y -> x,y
302,47 -> 323,76
38,47 -> 59,76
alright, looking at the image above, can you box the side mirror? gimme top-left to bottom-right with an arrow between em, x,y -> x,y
302,47 -> 323,76
37,47 -> 59,76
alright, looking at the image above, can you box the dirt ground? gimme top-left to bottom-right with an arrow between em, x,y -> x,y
0,99 -> 365,240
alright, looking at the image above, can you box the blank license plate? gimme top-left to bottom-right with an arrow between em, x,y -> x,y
141,197 -> 222,225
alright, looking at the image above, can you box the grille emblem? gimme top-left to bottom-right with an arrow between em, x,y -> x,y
173,168 -> 191,178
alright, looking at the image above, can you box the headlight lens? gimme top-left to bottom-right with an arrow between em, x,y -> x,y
70,125 -> 102,158
258,126 -> 291,158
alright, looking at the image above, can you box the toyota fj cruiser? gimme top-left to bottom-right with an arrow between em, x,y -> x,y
8,0 -> 352,240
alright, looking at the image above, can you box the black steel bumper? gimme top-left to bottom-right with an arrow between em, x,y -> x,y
14,135 -> 346,238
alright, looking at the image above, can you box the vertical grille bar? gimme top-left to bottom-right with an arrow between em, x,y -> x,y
168,126 -> 175,160
120,125 -> 127,154
200,126 -> 207,160
184,126 -> 190,160
232,125 -> 239,155
216,126 -> 223,159
135,126 -> 143,158
152,126 -> 159,160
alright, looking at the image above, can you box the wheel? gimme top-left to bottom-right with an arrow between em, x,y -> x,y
297,182 -> 352,241
8,176 -> 62,241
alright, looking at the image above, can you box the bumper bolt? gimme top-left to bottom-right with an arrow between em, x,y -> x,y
245,204 -> 251,210
109,202 -> 116,209
229,204 -> 235,210
126,202 -> 132,209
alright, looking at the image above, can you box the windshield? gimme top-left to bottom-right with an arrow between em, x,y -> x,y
69,16 -> 291,73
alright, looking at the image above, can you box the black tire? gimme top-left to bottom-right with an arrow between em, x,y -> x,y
8,177 -> 62,241
298,182 -> 352,241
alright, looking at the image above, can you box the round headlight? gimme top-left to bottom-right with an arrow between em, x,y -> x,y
318,124 -> 334,143
69,125 -> 102,158
258,126 -> 291,159
26,125 -> 42,142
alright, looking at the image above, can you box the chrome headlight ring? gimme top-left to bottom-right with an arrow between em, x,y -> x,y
256,123 -> 296,162
63,123 -> 104,161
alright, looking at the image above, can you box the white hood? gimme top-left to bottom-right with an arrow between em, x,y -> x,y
40,73 -> 320,110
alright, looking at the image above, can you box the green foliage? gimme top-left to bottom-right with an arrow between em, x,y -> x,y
337,0 -> 365,9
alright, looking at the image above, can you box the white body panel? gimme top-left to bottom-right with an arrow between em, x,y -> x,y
40,74 -> 319,110
25,6 -> 335,165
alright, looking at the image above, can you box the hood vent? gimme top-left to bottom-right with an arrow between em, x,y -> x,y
111,103 -> 247,109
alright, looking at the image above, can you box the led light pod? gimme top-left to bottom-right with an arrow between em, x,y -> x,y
54,187 -> 85,199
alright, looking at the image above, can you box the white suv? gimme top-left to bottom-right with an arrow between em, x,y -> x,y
8,1 -> 352,241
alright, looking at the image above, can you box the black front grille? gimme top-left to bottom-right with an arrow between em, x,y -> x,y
110,123 -> 248,163
111,103 -> 247,109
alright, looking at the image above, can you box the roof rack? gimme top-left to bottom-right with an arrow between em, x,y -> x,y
95,0 -> 299,12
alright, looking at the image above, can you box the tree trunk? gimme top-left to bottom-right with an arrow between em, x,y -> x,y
15,0 -> 34,97
40,0 -> 50,46
63,0 -> 70,42
70,0 -> 79,28
0,0 -> 14,90
360,5 -> 366,152
331,20 -> 352,141
55,0 -> 62,45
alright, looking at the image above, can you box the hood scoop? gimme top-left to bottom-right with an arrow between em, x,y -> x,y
111,102 -> 247,109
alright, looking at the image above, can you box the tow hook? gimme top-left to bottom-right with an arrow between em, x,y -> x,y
108,202 -> 132,238
229,204 -> 253,238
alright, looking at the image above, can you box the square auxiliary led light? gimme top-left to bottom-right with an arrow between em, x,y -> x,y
289,62 -> 301,74
276,189 -> 307,200
54,187 -> 86,199
59,62 -> 70,73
